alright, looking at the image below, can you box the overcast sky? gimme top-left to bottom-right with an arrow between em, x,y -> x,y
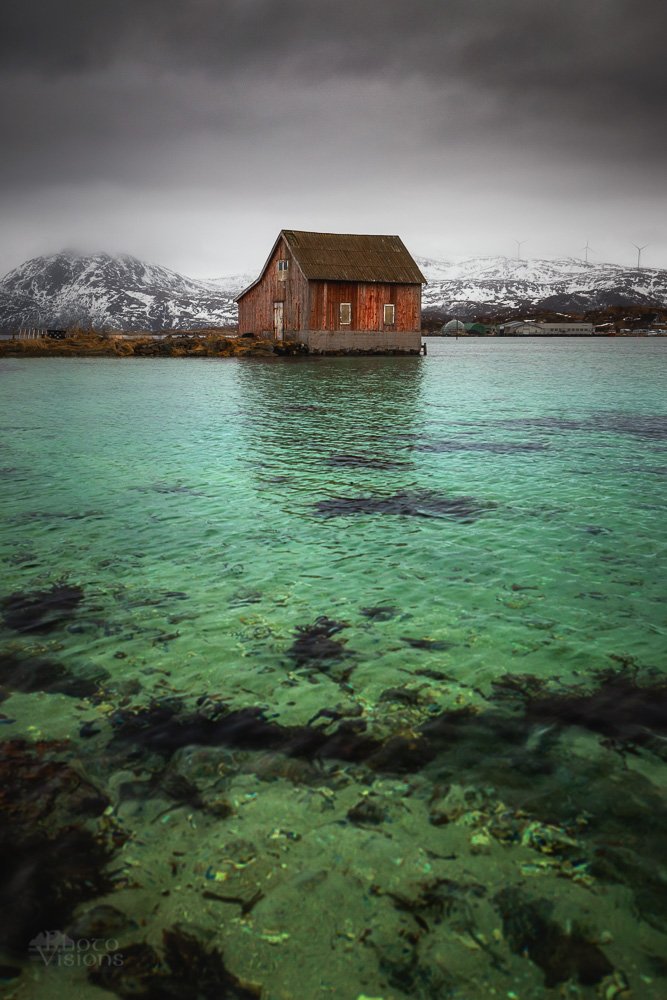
1,0 -> 665,278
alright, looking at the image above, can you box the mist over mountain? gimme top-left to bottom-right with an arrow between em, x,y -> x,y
1,250 -> 666,332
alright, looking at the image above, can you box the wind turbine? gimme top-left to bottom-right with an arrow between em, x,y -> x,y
633,243 -> 648,268
582,241 -> 593,264
515,240 -> 527,261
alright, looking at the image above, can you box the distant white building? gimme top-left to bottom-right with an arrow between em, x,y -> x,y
499,320 -> 594,336
537,323 -> 594,335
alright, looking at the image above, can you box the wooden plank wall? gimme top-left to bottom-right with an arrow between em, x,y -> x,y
307,281 -> 421,332
238,239 -> 309,336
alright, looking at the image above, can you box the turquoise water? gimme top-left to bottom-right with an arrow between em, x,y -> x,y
1,339 -> 666,999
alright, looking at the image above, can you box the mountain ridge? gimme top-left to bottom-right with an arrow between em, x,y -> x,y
0,251 -> 249,332
1,250 -> 666,332
416,255 -> 667,319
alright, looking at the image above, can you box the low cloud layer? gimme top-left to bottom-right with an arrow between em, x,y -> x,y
2,0 -> 665,276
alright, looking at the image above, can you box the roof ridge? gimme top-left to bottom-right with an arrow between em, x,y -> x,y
237,230 -> 426,299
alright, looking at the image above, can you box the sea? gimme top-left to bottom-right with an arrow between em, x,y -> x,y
0,337 -> 666,999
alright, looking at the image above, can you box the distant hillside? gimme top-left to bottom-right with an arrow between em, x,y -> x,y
0,252 -> 251,332
1,249 -> 666,332
417,255 -> 667,321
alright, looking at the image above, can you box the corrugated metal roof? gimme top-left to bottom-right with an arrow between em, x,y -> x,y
282,230 -> 426,284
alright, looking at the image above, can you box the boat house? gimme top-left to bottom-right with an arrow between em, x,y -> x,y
235,230 -> 426,354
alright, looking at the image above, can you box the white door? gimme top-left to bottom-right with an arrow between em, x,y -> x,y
273,301 -> 284,341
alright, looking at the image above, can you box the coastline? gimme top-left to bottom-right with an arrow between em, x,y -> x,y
0,331 -> 306,358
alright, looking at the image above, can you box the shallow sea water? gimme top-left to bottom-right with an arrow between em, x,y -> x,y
1,338 -> 666,999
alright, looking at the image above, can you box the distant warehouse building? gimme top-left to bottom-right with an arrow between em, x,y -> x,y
499,321 -> 594,335
537,322 -> 594,335
236,230 -> 426,354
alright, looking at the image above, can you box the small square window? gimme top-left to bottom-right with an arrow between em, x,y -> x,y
277,260 -> 289,271
340,303 -> 351,325
384,303 -> 395,324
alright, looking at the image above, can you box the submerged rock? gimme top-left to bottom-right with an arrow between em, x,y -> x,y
347,797 -> 386,825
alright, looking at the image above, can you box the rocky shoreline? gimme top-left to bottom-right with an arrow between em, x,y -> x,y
0,331 -> 306,358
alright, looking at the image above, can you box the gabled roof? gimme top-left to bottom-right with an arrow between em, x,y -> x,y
236,230 -> 426,300
282,230 -> 426,283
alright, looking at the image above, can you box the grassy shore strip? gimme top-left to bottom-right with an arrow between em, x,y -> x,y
0,331 -> 306,358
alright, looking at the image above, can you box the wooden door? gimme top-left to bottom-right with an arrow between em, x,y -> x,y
273,301 -> 284,341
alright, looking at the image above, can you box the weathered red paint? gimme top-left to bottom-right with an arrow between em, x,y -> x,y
237,232 -> 424,338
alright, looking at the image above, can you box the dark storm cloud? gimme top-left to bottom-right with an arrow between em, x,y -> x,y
2,0 -> 665,161
3,1 -> 665,109
0,1 -> 665,274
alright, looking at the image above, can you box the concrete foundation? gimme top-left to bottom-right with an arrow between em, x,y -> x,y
285,330 -> 422,354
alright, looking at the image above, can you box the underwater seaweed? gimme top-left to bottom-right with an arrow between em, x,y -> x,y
522,667 -> 667,751
1,581 -> 84,633
89,925 -> 261,999
314,490 -> 492,520
0,651 -> 108,698
360,605 -> 399,621
288,616 -> 349,669
325,452 -> 410,469
494,887 -> 613,987
416,438 -> 548,454
0,740 -> 120,955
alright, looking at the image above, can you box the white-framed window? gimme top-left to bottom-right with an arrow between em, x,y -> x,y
340,302 -> 351,325
277,260 -> 289,272
384,303 -> 395,324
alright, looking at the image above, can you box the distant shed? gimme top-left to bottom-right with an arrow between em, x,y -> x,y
235,230 -> 426,353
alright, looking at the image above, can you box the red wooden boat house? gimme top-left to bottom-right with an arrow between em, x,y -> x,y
235,230 -> 426,354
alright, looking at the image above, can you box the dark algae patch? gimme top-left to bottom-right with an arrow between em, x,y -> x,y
401,636 -> 456,651
105,695 -> 438,773
360,605 -> 399,621
325,452 -> 410,469
89,926 -> 261,999
495,888 -> 613,987
13,510 -> 106,523
0,651 -> 108,697
1,581 -> 84,633
0,739 -> 121,955
490,410 -> 667,441
416,438 -> 548,454
107,696 -> 381,765
315,490 -> 493,520
288,615 -> 349,670
496,665 -> 667,753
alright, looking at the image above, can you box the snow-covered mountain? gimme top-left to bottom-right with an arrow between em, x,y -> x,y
0,252 -> 251,332
417,255 -> 667,318
1,250 -> 666,332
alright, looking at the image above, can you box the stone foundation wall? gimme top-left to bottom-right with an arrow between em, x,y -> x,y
285,330 -> 422,354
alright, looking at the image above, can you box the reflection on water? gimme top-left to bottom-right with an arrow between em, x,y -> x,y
0,339 -> 666,999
